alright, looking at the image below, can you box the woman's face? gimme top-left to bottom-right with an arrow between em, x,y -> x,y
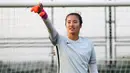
66,15 -> 81,35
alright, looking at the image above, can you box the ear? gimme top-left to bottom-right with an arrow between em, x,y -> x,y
80,24 -> 82,28
65,22 -> 66,27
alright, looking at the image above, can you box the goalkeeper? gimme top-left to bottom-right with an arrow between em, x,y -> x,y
31,2 -> 98,73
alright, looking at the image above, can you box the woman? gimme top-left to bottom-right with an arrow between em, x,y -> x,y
31,3 -> 98,73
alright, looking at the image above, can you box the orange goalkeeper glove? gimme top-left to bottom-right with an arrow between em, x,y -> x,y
31,3 -> 48,19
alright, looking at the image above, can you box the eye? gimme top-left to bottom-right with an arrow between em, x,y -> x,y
73,20 -> 78,23
67,21 -> 71,24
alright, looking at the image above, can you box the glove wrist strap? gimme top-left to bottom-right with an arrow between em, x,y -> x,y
40,9 -> 48,19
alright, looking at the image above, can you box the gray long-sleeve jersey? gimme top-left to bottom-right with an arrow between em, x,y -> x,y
42,18 -> 98,73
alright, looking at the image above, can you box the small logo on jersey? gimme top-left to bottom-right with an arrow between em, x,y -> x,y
66,42 -> 70,44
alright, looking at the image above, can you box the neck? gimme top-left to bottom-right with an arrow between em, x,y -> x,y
68,33 -> 79,41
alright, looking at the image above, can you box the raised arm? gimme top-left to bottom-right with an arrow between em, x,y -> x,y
31,3 -> 58,45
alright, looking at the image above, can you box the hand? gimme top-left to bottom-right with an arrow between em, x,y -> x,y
31,3 -> 48,19
31,5 -> 41,13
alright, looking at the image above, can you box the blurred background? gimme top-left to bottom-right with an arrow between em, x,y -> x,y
0,0 -> 130,73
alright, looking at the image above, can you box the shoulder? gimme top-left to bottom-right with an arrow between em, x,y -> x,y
58,35 -> 67,40
57,34 -> 68,43
80,37 -> 94,47
80,37 -> 93,43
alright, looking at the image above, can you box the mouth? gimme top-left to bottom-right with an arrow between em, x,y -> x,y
69,27 -> 75,31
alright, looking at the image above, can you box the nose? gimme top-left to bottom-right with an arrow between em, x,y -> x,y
69,22 -> 74,27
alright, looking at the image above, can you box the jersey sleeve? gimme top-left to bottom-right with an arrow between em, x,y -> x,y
42,18 -> 59,45
89,63 -> 98,73
89,42 -> 96,64
88,43 -> 98,73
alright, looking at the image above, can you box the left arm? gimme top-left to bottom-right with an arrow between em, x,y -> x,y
89,44 -> 98,73
89,63 -> 98,73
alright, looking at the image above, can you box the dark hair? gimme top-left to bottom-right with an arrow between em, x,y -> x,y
65,13 -> 83,26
